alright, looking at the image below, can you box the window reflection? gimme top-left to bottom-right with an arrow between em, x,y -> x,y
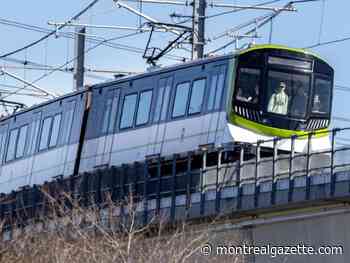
49,114 -> 61,147
172,82 -> 190,118
136,90 -> 152,125
313,78 -> 331,114
6,129 -> 18,162
16,125 -> 28,158
39,117 -> 52,151
267,71 -> 310,118
120,93 -> 137,129
189,79 -> 206,115
236,68 -> 260,104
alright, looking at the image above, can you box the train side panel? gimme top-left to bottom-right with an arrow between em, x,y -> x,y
0,92 -> 87,193
80,57 -> 233,173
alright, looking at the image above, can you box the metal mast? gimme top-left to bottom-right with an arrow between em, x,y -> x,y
191,0 -> 206,59
73,27 -> 86,91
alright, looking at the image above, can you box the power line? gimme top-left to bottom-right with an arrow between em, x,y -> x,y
335,84 -> 350,92
333,116 -> 350,123
0,0 -> 100,59
207,0 -> 322,55
305,36 -> 350,49
205,0 -> 283,20
0,32 -> 144,100
0,17 -> 185,62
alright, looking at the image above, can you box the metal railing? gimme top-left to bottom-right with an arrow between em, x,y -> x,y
1,127 -> 350,233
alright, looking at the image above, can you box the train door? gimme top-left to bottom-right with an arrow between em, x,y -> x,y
0,123 -> 9,184
151,75 -> 173,155
163,66 -> 208,155
109,77 -> 154,165
27,111 -> 42,185
200,65 -> 227,146
95,88 -> 120,167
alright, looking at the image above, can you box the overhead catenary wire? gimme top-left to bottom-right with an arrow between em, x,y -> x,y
0,0 -> 100,59
205,0 -> 283,20
0,17 -> 185,62
207,0 -> 323,55
0,32 -> 144,100
305,36 -> 350,49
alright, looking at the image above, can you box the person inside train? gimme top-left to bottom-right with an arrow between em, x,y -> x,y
237,83 -> 259,103
313,81 -> 330,114
290,81 -> 307,117
247,84 -> 259,104
267,81 -> 289,115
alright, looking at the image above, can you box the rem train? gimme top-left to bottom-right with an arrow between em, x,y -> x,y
0,45 -> 334,194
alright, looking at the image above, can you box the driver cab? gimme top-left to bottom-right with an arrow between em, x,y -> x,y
231,45 -> 334,137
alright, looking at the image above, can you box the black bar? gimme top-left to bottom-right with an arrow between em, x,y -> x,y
186,151 -> 192,218
305,133 -> 312,200
171,154 -> 177,221
156,157 -> 161,214
96,170 -> 102,205
255,142 -> 261,207
200,151 -> 207,216
288,178 -> 294,202
255,142 -> 260,185
289,135 -> 296,180
271,181 -> 276,205
237,145 -> 244,186
306,133 -> 312,177
216,149 -> 222,213
330,129 -> 337,196
143,161 -> 149,225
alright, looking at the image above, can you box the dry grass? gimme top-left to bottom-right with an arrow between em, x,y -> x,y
0,191 -> 242,263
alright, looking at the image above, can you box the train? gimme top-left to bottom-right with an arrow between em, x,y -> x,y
0,44 -> 334,194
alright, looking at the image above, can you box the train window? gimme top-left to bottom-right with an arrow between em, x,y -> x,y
161,79 -> 171,120
49,114 -> 61,147
214,72 -> 225,109
268,56 -> 312,70
102,98 -> 113,134
136,90 -> 153,126
15,125 -> 28,158
108,91 -> 120,133
0,133 -> 3,159
208,74 -> 217,111
154,78 -> 172,122
0,125 -> 8,163
208,71 -> 225,111
154,79 -> 166,122
39,117 -> 52,151
189,79 -> 206,115
172,82 -> 190,118
6,128 -> 18,162
0,131 -> 5,163
312,78 -> 332,115
120,93 -> 137,129
236,68 -> 260,104
267,70 -> 310,118
154,85 -> 165,122
63,102 -> 76,144
28,112 -> 42,154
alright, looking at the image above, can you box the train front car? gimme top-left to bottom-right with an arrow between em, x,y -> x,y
228,45 -> 334,152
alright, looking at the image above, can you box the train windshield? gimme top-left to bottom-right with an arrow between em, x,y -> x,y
235,68 -> 260,104
312,78 -> 332,115
267,70 -> 311,118
232,46 -> 334,134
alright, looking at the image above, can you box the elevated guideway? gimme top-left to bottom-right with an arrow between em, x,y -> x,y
1,127 -> 350,262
